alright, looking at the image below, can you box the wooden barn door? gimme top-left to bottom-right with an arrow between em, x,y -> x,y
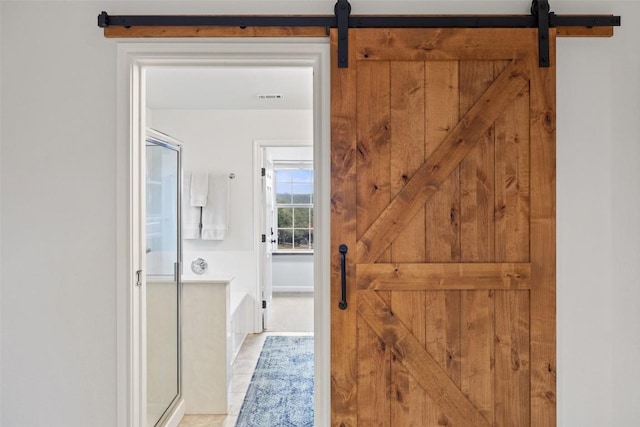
331,28 -> 556,426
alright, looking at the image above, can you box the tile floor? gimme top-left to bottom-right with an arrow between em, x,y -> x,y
178,293 -> 314,427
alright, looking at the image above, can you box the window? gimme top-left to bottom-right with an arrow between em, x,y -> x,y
275,163 -> 313,252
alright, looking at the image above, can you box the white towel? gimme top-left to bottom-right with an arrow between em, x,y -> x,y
201,174 -> 229,240
190,172 -> 209,207
182,173 -> 201,239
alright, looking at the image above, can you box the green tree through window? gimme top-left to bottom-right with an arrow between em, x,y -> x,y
275,165 -> 313,251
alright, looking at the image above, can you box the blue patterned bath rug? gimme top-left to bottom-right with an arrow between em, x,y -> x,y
236,335 -> 314,426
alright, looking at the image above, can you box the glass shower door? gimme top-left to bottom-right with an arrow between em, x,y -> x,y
145,136 -> 181,427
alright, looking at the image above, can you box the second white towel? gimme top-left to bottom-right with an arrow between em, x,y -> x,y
182,173 -> 201,239
201,174 -> 229,240
190,172 -> 209,207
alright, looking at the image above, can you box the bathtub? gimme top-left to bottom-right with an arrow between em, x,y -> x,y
181,276 -> 252,414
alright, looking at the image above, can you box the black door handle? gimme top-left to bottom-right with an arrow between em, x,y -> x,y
338,244 -> 348,310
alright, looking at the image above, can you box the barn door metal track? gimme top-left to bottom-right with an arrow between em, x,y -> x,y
97,0 -> 620,68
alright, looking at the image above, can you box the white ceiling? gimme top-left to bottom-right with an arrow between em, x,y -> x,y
146,66 -> 313,110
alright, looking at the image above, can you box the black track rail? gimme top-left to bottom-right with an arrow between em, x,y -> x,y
97,0 -> 621,68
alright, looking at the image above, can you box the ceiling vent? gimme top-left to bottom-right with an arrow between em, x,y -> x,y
257,94 -> 284,100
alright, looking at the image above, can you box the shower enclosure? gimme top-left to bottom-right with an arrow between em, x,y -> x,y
145,130 -> 182,427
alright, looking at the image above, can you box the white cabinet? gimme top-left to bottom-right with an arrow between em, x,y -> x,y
182,277 -> 239,414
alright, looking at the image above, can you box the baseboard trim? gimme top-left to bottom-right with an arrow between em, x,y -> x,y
164,398 -> 185,427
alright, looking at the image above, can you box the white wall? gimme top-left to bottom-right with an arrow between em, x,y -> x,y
273,254 -> 314,292
1,3 -> 118,426
610,18 -> 640,425
0,1 -> 3,421
149,109 -> 313,319
557,48 -> 614,425
269,146 -> 313,161
556,4 -> 640,424
1,1 -> 639,427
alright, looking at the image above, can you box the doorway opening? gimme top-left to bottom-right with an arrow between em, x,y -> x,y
119,41 -> 330,427
255,142 -> 314,335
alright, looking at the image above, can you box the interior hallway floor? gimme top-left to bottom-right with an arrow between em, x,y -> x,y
265,292 -> 314,333
179,292 -> 314,427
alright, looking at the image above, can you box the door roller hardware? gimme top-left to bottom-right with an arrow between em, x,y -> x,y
98,0 -> 620,68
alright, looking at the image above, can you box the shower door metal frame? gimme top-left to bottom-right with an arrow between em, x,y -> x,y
144,129 -> 183,427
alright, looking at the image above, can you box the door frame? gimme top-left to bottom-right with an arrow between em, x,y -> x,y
253,139 -> 314,332
117,40 -> 331,427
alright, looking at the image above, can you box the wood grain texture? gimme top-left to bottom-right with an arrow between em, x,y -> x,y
494,290 -> 531,426
528,32 -> 557,427
460,290 -> 495,424
330,29 -> 358,427
422,291 -> 445,427
357,263 -> 531,290
445,291 -> 463,389
355,28 -> 538,61
425,61 -> 461,263
357,313 -> 391,426
356,61 -> 392,263
332,28 -> 556,426
386,60 -> 428,423
390,61 -> 427,263
357,59 -> 529,264
494,73 -> 531,263
556,26 -> 614,37
460,60 -> 497,263
103,25 -> 327,38
358,290 -> 491,427
390,291 -> 427,425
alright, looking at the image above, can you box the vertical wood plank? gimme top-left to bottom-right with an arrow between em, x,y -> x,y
390,351 -> 411,426
494,290 -> 530,427
330,29 -> 359,427
445,291 -> 462,389
461,290 -> 495,424
424,292 -> 447,369
423,291 -> 463,427
391,291 -> 426,426
460,61 -> 496,262
424,291 -> 448,427
357,311 -> 391,426
356,60 -> 391,263
529,32 -> 557,427
459,60 -> 498,426
390,61 -> 426,263
494,68 -> 531,263
387,61 -> 428,424
425,61 -> 461,263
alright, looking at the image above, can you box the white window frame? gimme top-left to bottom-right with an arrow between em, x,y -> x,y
273,160 -> 314,254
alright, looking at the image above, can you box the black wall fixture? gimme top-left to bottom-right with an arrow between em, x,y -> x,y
98,0 -> 620,68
